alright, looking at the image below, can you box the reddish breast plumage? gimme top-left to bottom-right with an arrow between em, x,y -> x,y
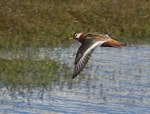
72,32 -> 126,79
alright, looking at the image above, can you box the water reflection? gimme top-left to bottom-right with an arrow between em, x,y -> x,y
0,44 -> 150,113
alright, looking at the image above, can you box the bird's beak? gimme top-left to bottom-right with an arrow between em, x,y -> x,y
68,37 -> 73,41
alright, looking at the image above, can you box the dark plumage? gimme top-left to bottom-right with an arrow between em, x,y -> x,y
72,32 -> 126,79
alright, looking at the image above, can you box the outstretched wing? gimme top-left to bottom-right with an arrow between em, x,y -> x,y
72,41 -> 105,79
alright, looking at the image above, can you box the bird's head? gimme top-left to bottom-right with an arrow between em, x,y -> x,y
73,33 -> 83,40
69,32 -> 84,41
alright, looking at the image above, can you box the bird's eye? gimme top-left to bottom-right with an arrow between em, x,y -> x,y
74,33 -> 82,39
74,34 -> 78,38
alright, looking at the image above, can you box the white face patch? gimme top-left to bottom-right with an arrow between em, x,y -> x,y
105,34 -> 111,39
74,33 -> 83,39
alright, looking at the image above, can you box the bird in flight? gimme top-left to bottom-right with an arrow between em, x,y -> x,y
70,32 -> 126,79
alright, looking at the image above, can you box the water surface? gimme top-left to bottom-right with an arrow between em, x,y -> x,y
0,44 -> 150,114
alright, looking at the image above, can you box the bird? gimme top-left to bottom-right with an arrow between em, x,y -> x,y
71,32 -> 126,79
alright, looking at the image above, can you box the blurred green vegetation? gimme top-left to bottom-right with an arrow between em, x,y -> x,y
0,57 -> 72,91
0,0 -> 149,94
0,0 -> 150,49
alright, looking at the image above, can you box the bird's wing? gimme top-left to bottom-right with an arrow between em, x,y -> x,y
101,39 -> 126,47
72,41 -> 105,79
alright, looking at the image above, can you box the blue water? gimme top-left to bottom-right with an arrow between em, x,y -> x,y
0,44 -> 150,114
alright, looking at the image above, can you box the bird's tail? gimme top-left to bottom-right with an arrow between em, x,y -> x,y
101,39 -> 126,47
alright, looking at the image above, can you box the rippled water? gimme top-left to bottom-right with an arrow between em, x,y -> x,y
0,44 -> 150,114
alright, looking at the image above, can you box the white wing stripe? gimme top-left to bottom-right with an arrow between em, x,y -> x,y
73,41 -> 106,78
76,41 -> 106,70
82,41 -> 106,59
